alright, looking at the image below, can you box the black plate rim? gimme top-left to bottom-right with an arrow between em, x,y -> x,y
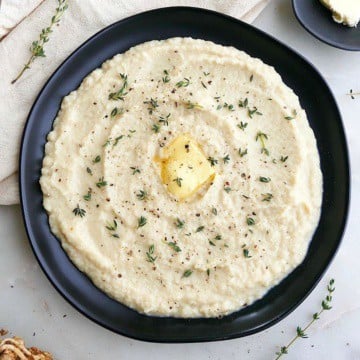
292,0 -> 360,51
19,6 -> 350,343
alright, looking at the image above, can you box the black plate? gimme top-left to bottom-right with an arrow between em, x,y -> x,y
20,7 -> 350,342
293,0 -> 360,51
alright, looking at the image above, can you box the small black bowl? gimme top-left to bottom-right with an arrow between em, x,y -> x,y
19,7 -> 350,342
293,0 -> 360,51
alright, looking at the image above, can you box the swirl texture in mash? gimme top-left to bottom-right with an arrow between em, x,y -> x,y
40,38 -> 322,318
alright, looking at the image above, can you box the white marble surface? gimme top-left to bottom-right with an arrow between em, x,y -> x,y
1,0 -> 360,358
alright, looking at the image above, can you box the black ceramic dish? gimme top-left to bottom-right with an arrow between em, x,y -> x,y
293,0 -> 360,51
20,7 -> 349,342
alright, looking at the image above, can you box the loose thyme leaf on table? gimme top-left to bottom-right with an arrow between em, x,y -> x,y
11,0 -> 68,84
274,279 -> 335,359
347,89 -> 360,99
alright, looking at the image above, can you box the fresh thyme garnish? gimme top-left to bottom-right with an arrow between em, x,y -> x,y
209,240 -> 216,246
109,73 -> 128,101
137,216 -> 147,228
243,248 -> 252,258
246,217 -> 255,226
203,71 -> 210,76
136,190 -> 148,200
130,166 -> 140,175
86,167 -> 93,175
214,234 -> 222,241
238,97 -> 262,118
262,193 -> 273,202
207,157 -> 218,166
162,69 -> 170,83
113,135 -> 124,147
248,107 -> 262,118
224,186 -> 232,193
175,218 -> 185,229
237,121 -> 248,131
183,269 -> 193,278
167,242 -> 182,252
96,177 -> 107,188
284,109 -> 297,120
211,207 -> 218,215
280,156 -> 289,163
102,138 -> 111,147
11,0 -> 68,84
238,98 -> 249,108
256,131 -> 270,156
72,204 -> 86,218
201,81 -> 207,89
144,98 -> 159,114
146,245 -> 157,263
195,226 -> 205,233
176,78 -> 190,87
185,101 -> 203,110
159,113 -> 171,126
259,177 -> 271,183
238,148 -> 248,157
83,190 -> 92,201
223,154 -> 230,164
105,219 -> 117,231
110,107 -> 124,118
275,279 -> 335,359
348,89 -> 360,99
151,124 -> 160,133
250,74 -> 254,82
173,177 -> 183,187
223,102 -> 235,111
206,269 -> 210,276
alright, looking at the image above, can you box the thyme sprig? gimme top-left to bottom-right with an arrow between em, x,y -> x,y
137,216 -> 147,228
237,121 -> 248,131
285,109 -> 297,121
105,219 -> 117,231
109,73 -> 128,101
207,157 -> 218,166
173,177 -> 183,187
136,190 -> 148,200
11,0 -> 68,84
72,204 -> 85,218
168,242 -> 182,252
176,78 -> 190,88
275,279 -> 335,359
144,98 -> 159,114
256,131 -> 270,156
175,218 -> 185,229
238,148 -> 248,157
162,69 -> 170,83
146,245 -> 157,263
185,101 -> 203,110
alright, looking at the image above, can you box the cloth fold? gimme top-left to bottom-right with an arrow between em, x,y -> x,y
0,0 -> 269,205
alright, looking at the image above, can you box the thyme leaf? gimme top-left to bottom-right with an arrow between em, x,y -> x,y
137,216 -> 147,228
168,242 -> 181,252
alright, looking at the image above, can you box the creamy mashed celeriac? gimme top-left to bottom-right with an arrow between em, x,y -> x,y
40,38 -> 322,318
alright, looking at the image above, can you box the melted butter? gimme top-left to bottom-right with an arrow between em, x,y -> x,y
156,134 -> 215,200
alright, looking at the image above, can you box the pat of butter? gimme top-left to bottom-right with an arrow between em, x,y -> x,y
320,0 -> 360,27
157,134 -> 215,200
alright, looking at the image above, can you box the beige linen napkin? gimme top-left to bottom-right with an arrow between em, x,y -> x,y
0,0 -> 269,205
